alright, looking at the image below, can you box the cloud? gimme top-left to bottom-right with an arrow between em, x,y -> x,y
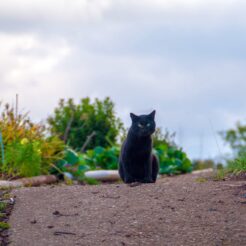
0,0 -> 111,22
0,33 -> 76,119
1,0 -> 246,32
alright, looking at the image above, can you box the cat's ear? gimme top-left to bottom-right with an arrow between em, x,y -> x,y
149,110 -> 156,119
130,113 -> 138,122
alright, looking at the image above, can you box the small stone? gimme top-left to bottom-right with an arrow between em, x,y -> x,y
53,210 -> 61,216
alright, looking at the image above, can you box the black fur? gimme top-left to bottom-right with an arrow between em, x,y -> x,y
119,110 -> 159,183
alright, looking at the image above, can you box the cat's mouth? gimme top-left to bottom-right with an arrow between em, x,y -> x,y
138,129 -> 155,136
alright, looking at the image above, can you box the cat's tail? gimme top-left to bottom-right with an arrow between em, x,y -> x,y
152,154 -> 159,183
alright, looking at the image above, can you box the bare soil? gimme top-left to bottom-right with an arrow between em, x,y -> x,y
8,173 -> 246,246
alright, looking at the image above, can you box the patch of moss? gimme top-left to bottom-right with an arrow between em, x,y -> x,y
195,177 -> 208,183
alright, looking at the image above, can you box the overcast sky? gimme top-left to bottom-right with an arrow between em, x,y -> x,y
0,0 -> 246,160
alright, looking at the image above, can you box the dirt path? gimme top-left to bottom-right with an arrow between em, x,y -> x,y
8,173 -> 246,246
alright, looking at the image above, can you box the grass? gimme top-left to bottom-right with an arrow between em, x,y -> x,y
227,154 -> 246,174
213,169 -> 227,181
84,177 -> 100,185
212,152 -> 246,181
2,193 -> 10,200
195,177 -> 208,183
0,202 -> 7,212
0,190 -> 12,242
0,222 -> 10,229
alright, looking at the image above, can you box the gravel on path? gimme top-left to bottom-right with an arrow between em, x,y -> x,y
8,173 -> 246,246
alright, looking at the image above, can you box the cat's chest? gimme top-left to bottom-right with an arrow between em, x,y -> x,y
127,142 -> 151,157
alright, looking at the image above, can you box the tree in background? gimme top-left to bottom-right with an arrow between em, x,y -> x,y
220,122 -> 246,156
219,122 -> 246,175
47,97 -> 124,151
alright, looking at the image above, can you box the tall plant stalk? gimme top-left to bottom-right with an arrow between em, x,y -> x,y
0,132 -> 4,165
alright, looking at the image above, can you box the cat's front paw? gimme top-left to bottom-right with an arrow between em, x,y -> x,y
124,176 -> 136,184
142,178 -> 154,183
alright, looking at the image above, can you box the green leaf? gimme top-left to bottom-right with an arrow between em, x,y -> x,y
65,148 -> 79,165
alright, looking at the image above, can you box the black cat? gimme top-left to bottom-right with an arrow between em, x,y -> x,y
119,110 -> 159,183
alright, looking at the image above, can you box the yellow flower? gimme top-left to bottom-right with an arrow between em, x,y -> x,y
20,138 -> 29,145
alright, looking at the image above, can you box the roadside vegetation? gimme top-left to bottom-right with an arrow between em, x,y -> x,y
0,96 -> 193,184
213,122 -> 246,180
1,96 -> 245,184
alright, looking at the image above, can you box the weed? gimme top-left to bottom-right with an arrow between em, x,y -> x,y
227,153 -> 246,174
2,193 -> 10,200
0,222 -> 10,229
0,202 -> 7,212
0,101 -> 64,178
213,169 -> 227,181
84,177 -> 100,185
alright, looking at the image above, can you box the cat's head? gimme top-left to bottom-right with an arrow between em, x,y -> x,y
130,110 -> 156,137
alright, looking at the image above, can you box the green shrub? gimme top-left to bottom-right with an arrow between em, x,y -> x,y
0,102 -> 64,178
220,121 -> 246,176
154,144 -> 192,175
55,146 -> 119,183
227,152 -> 246,174
54,148 -> 90,181
153,128 -> 192,175
58,128 -> 192,178
47,97 -> 124,151
84,146 -> 120,170
3,140 -> 42,177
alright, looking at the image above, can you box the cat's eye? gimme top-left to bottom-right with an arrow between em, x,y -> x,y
138,123 -> 144,128
147,123 -> 151,127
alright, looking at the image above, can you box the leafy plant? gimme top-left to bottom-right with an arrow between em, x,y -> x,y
55,146 -> 120,183
54,148 -> 90,180
0,101 -> 64,178
47,97 -> 124,151
154,144 -> 192,175
153,128 -> 192,175
3,140 -> 42,177
84,146 -> 120,170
